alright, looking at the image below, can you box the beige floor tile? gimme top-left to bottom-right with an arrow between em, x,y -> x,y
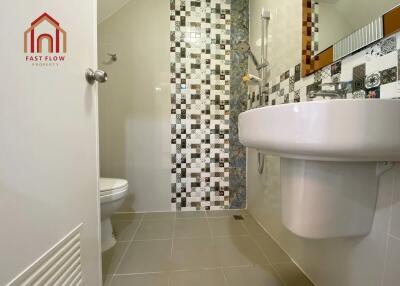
206,209 -> 249,218
171,238 -> 220,270
208,217 -> 248,237
134,220 -> 174,240
111,273 -> 169,286
102,242 -> 129,276
143,212 -> 176,221
169,269 -> 227,286
224,265 -> 282,286
241,217 -> 268,237
253,234 -> 291,263
112,212 -> 144,222
176,211 -> 206,219
214,236 -> 269,267
116,240 -> 172,274
174,218 -> 211,238
103,274 -> 113,286
273,262 -> 314,286
113,220 -> 141,242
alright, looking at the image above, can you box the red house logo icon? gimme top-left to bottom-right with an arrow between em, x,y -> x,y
24,13 -> 67,54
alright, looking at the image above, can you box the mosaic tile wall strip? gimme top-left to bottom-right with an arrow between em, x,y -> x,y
248,32 -> 400,109
229,0 -> 249,209
302,0 -> 315,76
170,0 -> 232,211
311,0 -> 319,56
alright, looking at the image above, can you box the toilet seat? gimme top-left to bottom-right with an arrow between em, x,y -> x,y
100,178 -> 128,204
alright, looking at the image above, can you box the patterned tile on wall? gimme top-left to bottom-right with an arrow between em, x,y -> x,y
170,0 -> 232,211
311,0 -> 319,55
229,0 -> 249,209
248,32 -> 400,109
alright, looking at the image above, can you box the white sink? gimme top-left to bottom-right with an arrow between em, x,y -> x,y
239,99 -> 400,239
239,99 -> 400,161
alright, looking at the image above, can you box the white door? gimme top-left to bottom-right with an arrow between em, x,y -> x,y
0,1 -> 101,285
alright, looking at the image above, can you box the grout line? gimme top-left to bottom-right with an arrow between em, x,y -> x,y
388,233 -> 400,241
131,238 -> 172,242
239,215 -> 273,265
109,214 -> 145,284
113,271 -> 166,276
168,215 -> 177,286
220,267 -> 230,286
113,267 -> 231,278
246,212 -> 317,286
204,213 -> 229,286
380,171 -> 397,286
239,215 -> 288,286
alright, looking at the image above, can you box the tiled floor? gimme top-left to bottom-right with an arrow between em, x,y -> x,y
102,210 -> 314,286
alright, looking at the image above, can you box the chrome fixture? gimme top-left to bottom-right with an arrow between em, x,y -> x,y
85,68 -> 108,84
107,53 -> 117,62
260,8 -> 271,100
237,41 -> 265,72
237,9 -> 271,106
308,82 -> 347,100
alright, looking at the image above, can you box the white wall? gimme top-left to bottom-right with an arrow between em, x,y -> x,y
247,150 -> 400,286
98,0 -> 171,212
249,0 -> 302,81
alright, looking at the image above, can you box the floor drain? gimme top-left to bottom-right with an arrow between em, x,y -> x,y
233,215 -> 244,220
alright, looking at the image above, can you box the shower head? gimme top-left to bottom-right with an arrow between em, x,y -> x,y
237,41 -> 262,71
237,41 -> 251,53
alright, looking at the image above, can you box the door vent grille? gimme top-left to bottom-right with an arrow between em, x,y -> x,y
8,224 -> 83,286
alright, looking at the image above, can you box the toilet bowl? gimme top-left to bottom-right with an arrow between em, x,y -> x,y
100,177 -> 128,252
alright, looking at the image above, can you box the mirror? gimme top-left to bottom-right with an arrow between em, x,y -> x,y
302,0 -> 400,77
315,0 -> 400,54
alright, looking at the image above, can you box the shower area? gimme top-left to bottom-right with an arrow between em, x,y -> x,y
97,0 -> 314,285
97,0 -> 250,213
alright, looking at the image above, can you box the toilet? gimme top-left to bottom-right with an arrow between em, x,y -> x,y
100,177 -> 128,252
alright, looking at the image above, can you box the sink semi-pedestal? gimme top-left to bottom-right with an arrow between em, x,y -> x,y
239,99 -> 400,238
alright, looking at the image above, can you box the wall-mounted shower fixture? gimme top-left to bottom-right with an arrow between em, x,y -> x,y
238,9 -> 271,106
237,41 -> 264,72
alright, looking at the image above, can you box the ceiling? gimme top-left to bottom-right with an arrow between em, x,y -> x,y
98,0 -> 133,24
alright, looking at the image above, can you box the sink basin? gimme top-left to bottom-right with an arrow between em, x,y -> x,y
239,99 -> 400,161
239,99 -> 400,239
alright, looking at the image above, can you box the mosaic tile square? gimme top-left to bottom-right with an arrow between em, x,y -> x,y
294,90 -> 300,102
352,64 -> 366,92
289,76 -> 295,92
366,87 -> 380,99
381,36 -> 397,55
398,50 -> 400,80
380,82 -> 400,99
365,73 -> 381,89
331,61 -> 341,76
294,64 -> 301,82
380,66 -> 398,85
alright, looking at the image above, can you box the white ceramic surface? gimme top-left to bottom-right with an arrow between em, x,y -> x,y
239,99 -> 400,161
281,159 -> 378,239
100,178 -> 128,252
